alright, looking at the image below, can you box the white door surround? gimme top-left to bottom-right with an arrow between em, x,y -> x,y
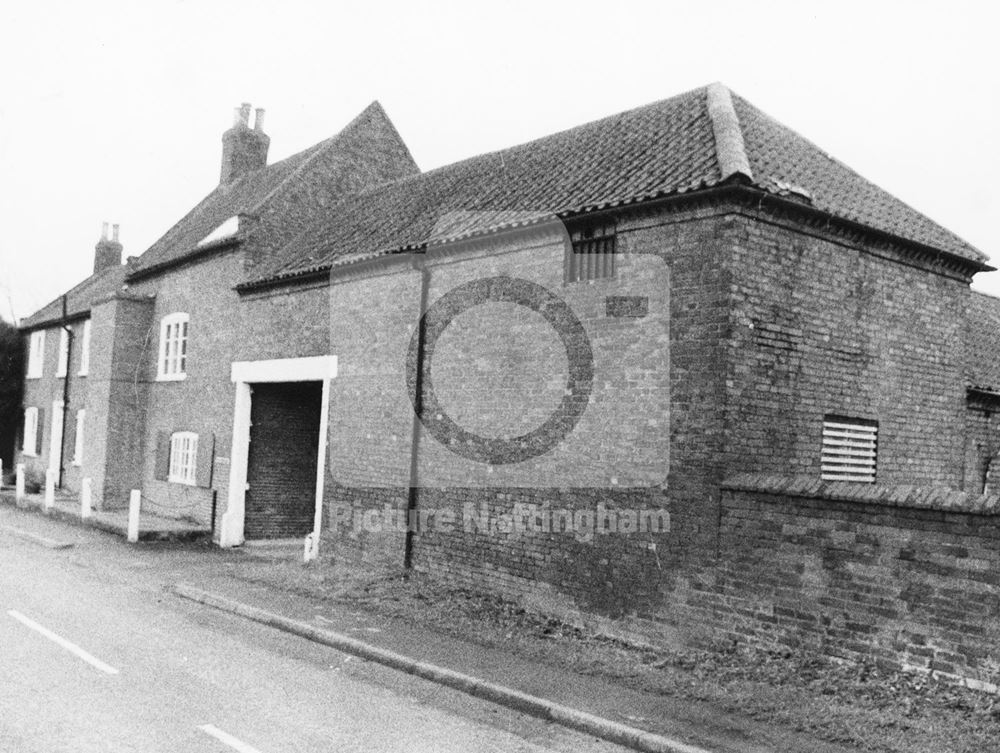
220,356 -> 337,556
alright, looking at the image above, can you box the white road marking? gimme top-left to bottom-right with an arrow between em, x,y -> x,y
6,609 -> 119,675
198,724 -> 265,753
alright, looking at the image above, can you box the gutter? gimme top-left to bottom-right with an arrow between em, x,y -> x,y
236,182 -> 992,293
18,310 -> 89,334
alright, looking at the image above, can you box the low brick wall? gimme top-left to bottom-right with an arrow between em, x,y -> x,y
687,474 -> 1000,691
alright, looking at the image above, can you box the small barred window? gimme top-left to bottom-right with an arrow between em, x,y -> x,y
565,223 -> 616,282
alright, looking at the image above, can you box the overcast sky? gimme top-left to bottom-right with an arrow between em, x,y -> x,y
1,0 -> 998,322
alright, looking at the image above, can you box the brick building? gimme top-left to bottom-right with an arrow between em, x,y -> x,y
16,84 -> 1000,686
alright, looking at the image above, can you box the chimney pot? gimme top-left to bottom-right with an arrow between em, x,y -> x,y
254,108 -> 266,132
112,223 -> 120,242
94,221 -> 123,274
220,103 -> 270,183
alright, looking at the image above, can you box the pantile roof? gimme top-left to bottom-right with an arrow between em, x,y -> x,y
246,83 -> 988,287
128,101 -> 414,277
21,100 -> 416,328
730,93 -> 982,264
23,84 -> 992,328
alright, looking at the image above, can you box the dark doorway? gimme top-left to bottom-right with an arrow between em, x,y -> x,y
244,381 -> 323,539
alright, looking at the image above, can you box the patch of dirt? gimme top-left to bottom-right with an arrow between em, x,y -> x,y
232,554 -> 1000,753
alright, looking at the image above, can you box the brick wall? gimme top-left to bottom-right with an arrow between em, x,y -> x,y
683,477 -> 1000,690
128,251 -> 246,524
964,392 -> 1000,494
723,212 -> 969,486
87,295 -> 153,508
319,206 -> 731,614
77,190 -> 993,677
314,201 -> 988,641
116,250 -> 334,533
18,318 -> 91,494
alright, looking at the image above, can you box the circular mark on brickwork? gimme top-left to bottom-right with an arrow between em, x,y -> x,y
406,276 -> 594,464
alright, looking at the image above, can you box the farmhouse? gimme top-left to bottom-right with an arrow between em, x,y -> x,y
17,84 -> 1000,687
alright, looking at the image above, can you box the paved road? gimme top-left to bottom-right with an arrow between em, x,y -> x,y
0,506 -> 625,753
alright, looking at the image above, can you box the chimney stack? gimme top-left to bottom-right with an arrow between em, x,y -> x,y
94,221 -> 123,274
220,101 -> 270,184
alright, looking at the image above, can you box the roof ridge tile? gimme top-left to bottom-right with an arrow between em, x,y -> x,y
705,82 -> 754,183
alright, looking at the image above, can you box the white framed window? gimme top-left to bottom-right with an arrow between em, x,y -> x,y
26,331 -> 45,378
73,410 -> 85,466
56,327 -> 69,377
821,416 -> 878,483
78,320 -> 91,376
169,431 -> 198,485
22,407 -> 39,456
157,313 -> 189,381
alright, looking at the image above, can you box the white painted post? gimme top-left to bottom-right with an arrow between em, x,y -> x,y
0,458 -> 4,487
81,478 -> 93,519
15,464 -> 25,501
220,381 -> 252,548
127,490 -> 141,543
44,469 -> 56,510
306,375 -> 332,563
303,532 -> 319,563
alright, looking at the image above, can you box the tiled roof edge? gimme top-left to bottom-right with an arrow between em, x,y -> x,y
239,180 -> 991,291
722,472 -> 1000,515
125,236 -> 241,282
706,83 -> 754,182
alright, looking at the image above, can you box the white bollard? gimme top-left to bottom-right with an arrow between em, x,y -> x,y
303,532 -> 319,563
44,469 -> 56,510
15,464 -> 25,501
127,489 -> 141,543
0,458 -> 4,487
81,478 -> 93,519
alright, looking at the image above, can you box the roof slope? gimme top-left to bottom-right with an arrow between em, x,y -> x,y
21,101 -> 419,328
967,291 -> 1000,392
128,101 -> 418,277
730,92 -> 982,263
21,263 -> 127,329
249,84 -> 987,286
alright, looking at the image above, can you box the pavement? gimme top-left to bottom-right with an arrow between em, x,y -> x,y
0,496 -> 859,753
2,488 -> 210,541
